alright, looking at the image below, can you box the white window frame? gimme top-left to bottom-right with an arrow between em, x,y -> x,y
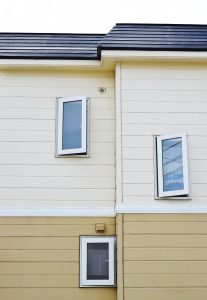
80,236 -> 116,287
156,133 -> 189,198
56,96 -> 88,155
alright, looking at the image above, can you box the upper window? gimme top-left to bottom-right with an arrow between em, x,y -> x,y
56,96 -> 88,155
156,133 -> 189,198
80,236 -> 116,287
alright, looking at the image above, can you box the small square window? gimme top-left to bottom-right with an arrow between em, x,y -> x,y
80,236 -> 116,287
155,133 -> 189,198
56,96 -> 88,155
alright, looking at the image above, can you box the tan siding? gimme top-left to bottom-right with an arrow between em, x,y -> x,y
0,288 -> 115,300
0,216 -> 116,300
0,70 -> 115,212
123,214 -> 207,300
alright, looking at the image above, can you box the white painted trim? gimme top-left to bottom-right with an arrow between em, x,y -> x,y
80,236 -> 116,287
156,133 -> 189,197
0,59 -> 101,69
102,50 -> 207,62
115,63 -> 123,206
56,96 -> 87,156
116,203 -> 207,214
0,208 -> 116,217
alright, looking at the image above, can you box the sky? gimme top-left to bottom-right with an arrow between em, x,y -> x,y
0,0 -> 207,33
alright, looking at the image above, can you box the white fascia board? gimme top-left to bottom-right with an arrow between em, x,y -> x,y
0,59 -> 102,69
102,50 -> 207,62
116,203 -> 207,214
0,208 -> 116,217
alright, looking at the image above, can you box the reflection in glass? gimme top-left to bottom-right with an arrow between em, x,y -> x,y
162,137 -> 184,192
62,101 -> 82,150
87,243 -> 109,280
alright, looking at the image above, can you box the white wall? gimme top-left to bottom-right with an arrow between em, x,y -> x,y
120,62 -> 207,212
0,69 -> 115,215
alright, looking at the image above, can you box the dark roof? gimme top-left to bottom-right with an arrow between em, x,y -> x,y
1,24 -> 207,60
100,23 -> 207,52
0,33 -> 104,60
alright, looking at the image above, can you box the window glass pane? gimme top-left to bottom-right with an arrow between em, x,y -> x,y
62,101 -> 82,150
162,137 -> 184,192
87,243 -> 109,280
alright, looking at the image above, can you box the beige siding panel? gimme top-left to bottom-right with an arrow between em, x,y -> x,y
122,78 -> 207,90
122,113 -> 207,125
122,100 -> 207,113
121,63 -> 207,79
0,129 -> 114,143
123,125 -> 207,137
122,89 -> 207,102
0,176 -> 115,188
0,140 -> 114,154
0,153 -> 115,166
121,63 -> 207,207
0,71 -> 114,86
0,86 -> 114,98
0,216 -> 116,300
0,165 -> 115,177
0,70 -> 115,212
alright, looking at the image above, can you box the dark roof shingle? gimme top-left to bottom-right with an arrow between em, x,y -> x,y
100,23 -> 207,51
1,24 -> 207,60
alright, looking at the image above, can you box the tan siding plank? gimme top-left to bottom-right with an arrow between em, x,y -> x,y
0,224 -> 115,236
0,250 -> 78,261
125,261 -> 207,274
125,287 -> 207,300
124,234 -> 207,248
123,214 -> 207,222
0,236 -> 79,249
0,275 -> 79,288
0,217 -> 115,225
124,222 -> 207,234
125,274 -> 207,288
0,288 -> 116,300
125,248 -> 207,261
0,262 -> 78,275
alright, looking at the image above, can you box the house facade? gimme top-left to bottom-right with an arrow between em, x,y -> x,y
1,24 -> 207,300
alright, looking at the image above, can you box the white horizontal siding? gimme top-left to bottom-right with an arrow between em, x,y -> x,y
0,70 -> 115,214
121,63 -> 207,210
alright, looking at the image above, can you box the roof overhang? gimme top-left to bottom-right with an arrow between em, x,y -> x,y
101,50 -> 207,63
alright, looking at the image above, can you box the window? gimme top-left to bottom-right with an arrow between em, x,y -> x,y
80,236 -> 116,287
155,133 -> 189,198
56,96 -> 88,155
